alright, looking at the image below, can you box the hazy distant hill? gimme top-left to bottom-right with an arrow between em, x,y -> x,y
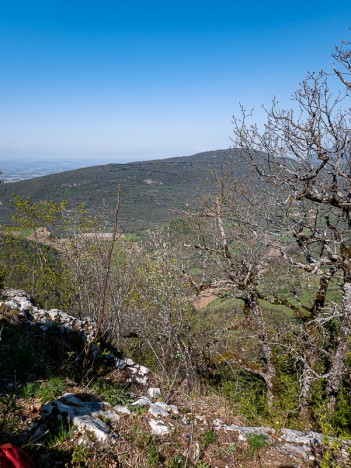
0,160 -> 99,183
0,149 -> 246,232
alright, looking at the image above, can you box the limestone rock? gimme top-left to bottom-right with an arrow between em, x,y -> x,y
129,364 -> 149,385
280,428 -> 324,446
1,289 -> 149,386
147,387 -> 162,399
72,414 -> 111,442
153,401 -> 179,414
131,396 -> 152,407
148,405 -> 169,418
114,405 -> 131,415
148,419 -> 173,436
33,393 -> 119,442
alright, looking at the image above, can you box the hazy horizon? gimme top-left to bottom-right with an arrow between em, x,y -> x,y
0,146 -> 229,165
0,147 -> 233,184
1,1 -> 351,162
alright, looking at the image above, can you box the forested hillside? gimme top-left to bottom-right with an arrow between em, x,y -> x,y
0,149 -> 247,232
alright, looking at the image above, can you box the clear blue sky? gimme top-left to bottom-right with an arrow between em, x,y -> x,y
0,0 -> 351,162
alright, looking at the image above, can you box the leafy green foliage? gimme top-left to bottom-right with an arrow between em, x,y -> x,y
6,196 -> 71,307
196,461 -> 211,468
21,382 -> 39,399
89,379 -> 131,406
246,433 -> 269,449
147,443 -> 160,467
35,377 -> 67,403
219,371 -> 270,424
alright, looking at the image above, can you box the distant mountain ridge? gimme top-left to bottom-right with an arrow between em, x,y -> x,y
0,149 -> 246,232
0,160 -> 97,183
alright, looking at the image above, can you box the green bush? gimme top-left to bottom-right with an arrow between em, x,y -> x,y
246,433 -> 269,449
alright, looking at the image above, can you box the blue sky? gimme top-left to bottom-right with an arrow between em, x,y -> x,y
0,0 -> 351,162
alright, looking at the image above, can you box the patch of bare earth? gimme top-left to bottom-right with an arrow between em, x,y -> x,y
193,294 -> 218,310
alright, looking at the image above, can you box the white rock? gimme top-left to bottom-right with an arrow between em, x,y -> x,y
40,393 -> 119,442
153,402 -> 179,414
148,419 -> 173,436
148,405 -> 169,418
5,300 -> 19,309
281,428 -> 323,445
136,376 -> 148,385
92,409 -> 120,423
128,365 -> 149,385
216,423 -> 274,440
72,414 -> 110,442
40,393 -> 114,442
52,394 -> 104,416
193,441 -> 200,461
115,358 -> 127,369
114,405 -> 131,415
131,396 -> 152,407
147,387 -> 162,398
280,443 -> 309,460
134,364 -> 149,375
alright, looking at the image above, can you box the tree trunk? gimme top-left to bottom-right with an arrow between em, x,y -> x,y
247,293 -> 276,407
299,351 -> 315,422
326,280 -> 351,406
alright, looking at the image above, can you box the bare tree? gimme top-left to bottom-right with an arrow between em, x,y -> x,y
181,169 -> 281,406
231,35 -> 351,412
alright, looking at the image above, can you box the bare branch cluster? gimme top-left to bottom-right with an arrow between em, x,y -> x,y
181,34 -> 351,419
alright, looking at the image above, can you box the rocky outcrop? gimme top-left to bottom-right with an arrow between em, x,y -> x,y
1,289 -> 96,339
26,388 -> 351,465
0,289 -> 150,385
30,387 -> 177,442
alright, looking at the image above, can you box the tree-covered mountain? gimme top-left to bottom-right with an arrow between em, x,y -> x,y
0,149 -> 247,232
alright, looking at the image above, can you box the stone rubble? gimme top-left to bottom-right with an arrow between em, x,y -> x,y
113,405 -> 131,415
147,387 -> 162,398
212,419 -> 351,462
148,404 -> 169,418
0,289 -> 150,386
214,419 -> 275,441
131,396 -> 152,407
30,389 -> 180,442
152,401 -> 179,415
148,419 -> 174,436
280,428 -> 324,446
2,289 -> 96,341
32,393 -> 116,442
28,386 -> 348,464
